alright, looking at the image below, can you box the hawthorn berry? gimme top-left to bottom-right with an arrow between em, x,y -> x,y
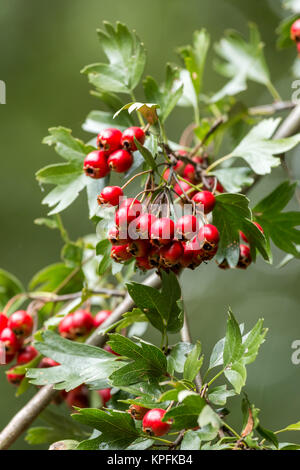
8,310 -> 33,339
183,163 -> 196,182
96,128 -> 122,155
0,328 -> 20,355
192,191 -> 216,214
237,244 -> 252,269
17,346 -> 38,365
291,19 -> 300,42
108,149 -> 133,173
142,408 -> 171,436
129,401 -> 149,420
134,213 -> 157,239
175,215 -> 199,241
198,224 -> 220,251
115,198 -> 142,227
65,385 -> 89,409
179,242 -> 195,268
6,368 -> 25,386
71,310 -> 94,337
83,150 -> 110,179
160,241 -> 183,267
174,181 -> 197,199
148,246 -> 161,267
135,256 -> 153,271
240,221 -> 264,244
39,357 -> 60,368
58,315 -> 75,340
98,388 -> 111,406
150,217 -> 175,246
94,310 -> 112,328
111,244 -> 133,262
97,186 -> 123,207
121,126 -> 145,152
128,239 -> 151,257
0,313 -> 8,334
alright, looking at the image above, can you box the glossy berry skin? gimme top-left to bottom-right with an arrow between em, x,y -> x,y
0,328 -> 20,355
237,244 -> 252,269
39,357 -> 60,368
58,315 -> 75,340
198,224 -> 220,251
174,181 -> 197,199
129,401 -> 149,420
8,310 -> 33,339
72,310 -> 94,337
150,218 -> 175,246
115,198 -> 142,227
108,226 -> 130,246
94,310 -> 112,328
128,239 -> 150,257
83,150 -> 110,179
111,244 -> 132,262
134,213 -> 156,239
108,149 -> 133,173
97,128 -> 122,155
240,222 -> 264,244
65,385 -> 89,409
0,313 -> 8,334
291,19 -> 300,41
121,127 -> 145,152
179,242 -> 194,268
103,344 -> 120,356
97,186 -> 123,207
175,215 -> 199,241
98,388 -> 111,406
7,368 -> 25,386
183,163 -> 196,182
192,191 -> 216,214
135,256 -> 153,271
160,241 -> 183,267
142,408 -> 171,437
17,346 -> 38,365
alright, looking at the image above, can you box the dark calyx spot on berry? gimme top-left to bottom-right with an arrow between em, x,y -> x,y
144,427 -> 153,436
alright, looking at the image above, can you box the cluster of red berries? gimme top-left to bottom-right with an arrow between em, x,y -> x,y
291,19 -> 300,55
83,127 -> 145,179
97,184 -> 220,272
128,402 -> 171,436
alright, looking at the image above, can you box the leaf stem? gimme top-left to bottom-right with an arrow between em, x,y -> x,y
121,169 -> 153,190
205,153 -> 233,174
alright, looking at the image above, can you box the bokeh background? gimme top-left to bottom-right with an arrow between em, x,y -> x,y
0,0 -> 299,449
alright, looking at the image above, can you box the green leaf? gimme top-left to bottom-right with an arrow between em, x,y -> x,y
82,22 -> 146,94
276,14 -> 299,49
278,421 -> 300,432
42,174 -> 87,216
283,0 -> 300,13
126,438 -> 154,450
43,127 -> 92,168
164,393 -> 206,430
74,409 -> 140,450
213,193 -> 270,267
231,118 -> 300,175
253,181 -> 300,258
104,308 -> 148,334
143,64 -> 183,122
208,385 -> 235,406
29,263 -> 84,294
211,167 -> 254,193
0,268 -> 24,312
133,138 -> 157,170
198,404 -> 222,430
168,342 -> 194,374
256,425 -> 279,448
34,217 -> 59,230
223,308 -> 243,366
108,334 -> 167,387
114,102 -> 159,125
224,362 -> 247,393
178,29 -> 210,97
61,243 -> 83,268
180,430 -> 201,450
36,163 -> 82,185
212,24 -> 274,102
82,109 -> 133,134
96,239 -> 112,275
183,341 -> 203,382
27,331 -> 122,391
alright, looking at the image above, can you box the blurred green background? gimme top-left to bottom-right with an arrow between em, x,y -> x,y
0,0 -> 300,450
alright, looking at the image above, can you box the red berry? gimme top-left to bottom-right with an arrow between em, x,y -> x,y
129,401 -> 149,420
97,186 -> 123,206
8,310 -> 33,339
240,221 -> 264,244
291,19 -> 300,41
179,242 -> 195,268
0,328 -> 21,355
59,315 -> 75,340
103,344 -> 120,356
134,213 -> 156,239
83,150 -> 110,179
150,217 -> 175,246
160,241 -> 183,267
183,163 -> 196,182
98,388 -> 111,406
108,149 -> 133,173
175,215 -> 199,241
17,346 -> 38,365
108,226 -> 130,246
135,256 -> 153,271
121,127 -> 145,152
2,354 -> 15,365
39,357 -> 60,368
142,408 -> 171,437
174,181 -> 197,199
115,199 -> 142,227
111,244 -> 133,262
7,368 -> 25,386
0,313 -> 8,334
71,310 -> 94,337
65,385 -> 89,409
192,155 -> 204,164
237,244 -> 252,269
97,128 -> 122,155
128,239 -> 151,257
198,224 -> 220,251
94,310 -> 112,328
192,191 -> 216,214
148,246 -> 161,267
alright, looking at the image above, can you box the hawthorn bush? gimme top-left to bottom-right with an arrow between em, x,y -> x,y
1,7 -> 300,451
